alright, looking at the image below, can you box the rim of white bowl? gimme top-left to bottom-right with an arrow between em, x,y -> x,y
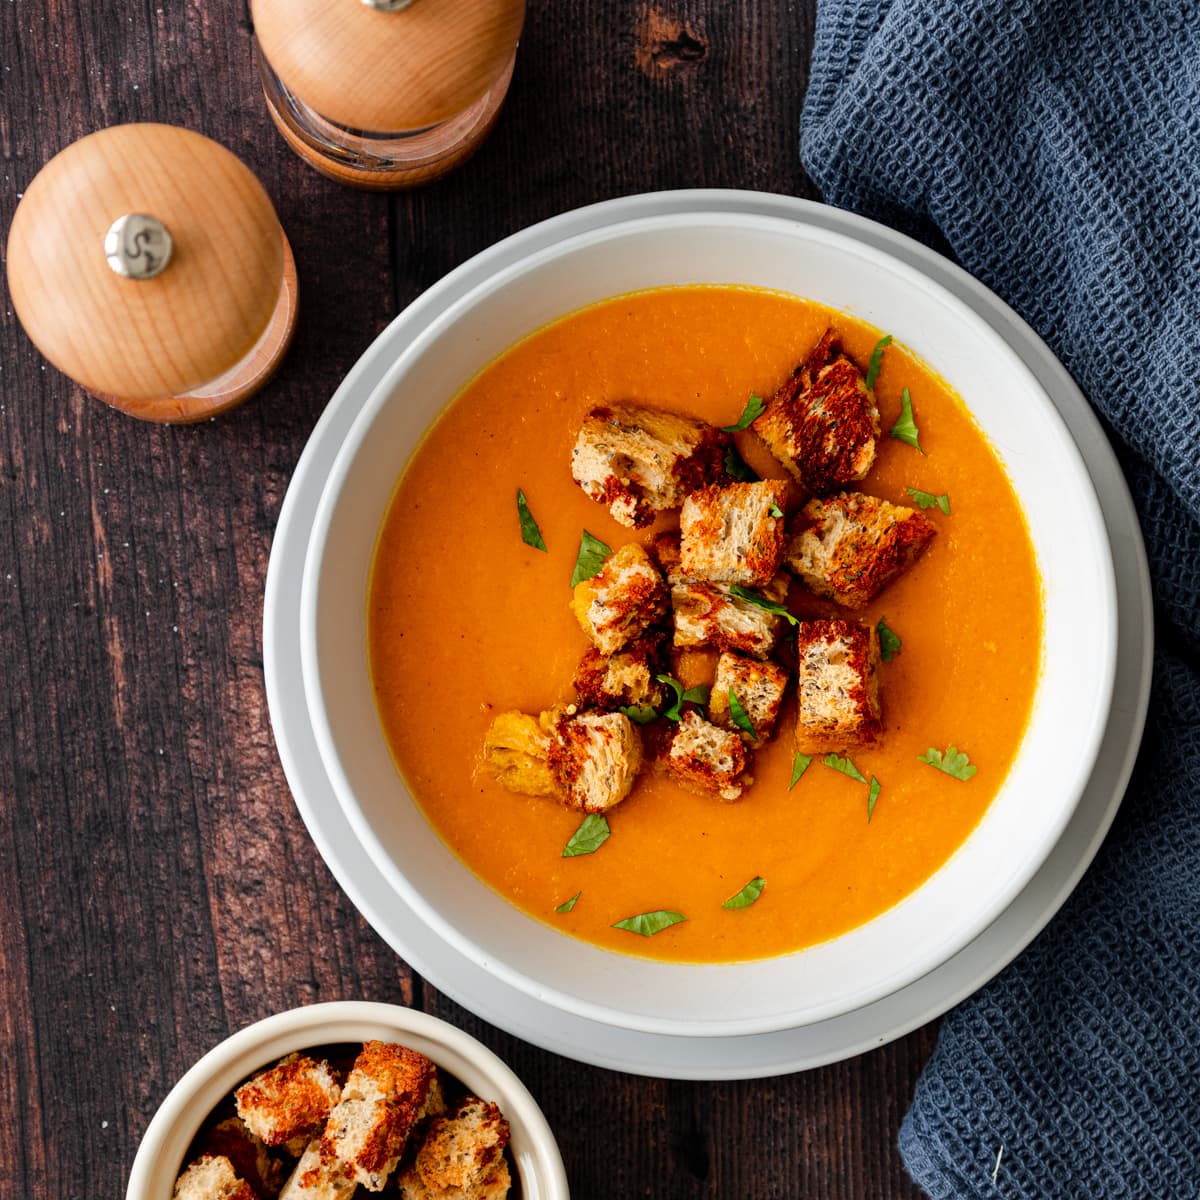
299,208 -> 1118,1037
124,1001 -> 570,1200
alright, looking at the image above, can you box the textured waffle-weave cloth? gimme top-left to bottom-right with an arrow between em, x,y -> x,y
802,1 -> 1200,1197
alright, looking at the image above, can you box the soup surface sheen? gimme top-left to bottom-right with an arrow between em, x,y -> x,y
368,286 -> 1041,964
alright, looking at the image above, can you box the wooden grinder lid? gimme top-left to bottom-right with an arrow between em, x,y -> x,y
252,0 -> 526,133
6,123 -> 286,408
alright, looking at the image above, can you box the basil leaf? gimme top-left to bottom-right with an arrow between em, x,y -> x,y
788,752 -> 812,789
889,387 -> 925,453
728,585 -> 798,626
561,813 -> 611,857
516,488 -> 547,552
906,487 -> 950,515
612,909 -> 687,936
919,745 -> 978,781
865,334 -> 892,391
721,393 -> 766,432
555,891 -> 581,913
620,703 -> 659,725
867,776 -> 881,822
656,674 -> 708,722
822,753 -> 867,784
877,616 -> 902,662
569,529 -> 612,588
722,876 -> 765,909
728,689 -> 758,740
724,445 -> 759,482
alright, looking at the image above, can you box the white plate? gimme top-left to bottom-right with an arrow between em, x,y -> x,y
264,190 -> 1152,1079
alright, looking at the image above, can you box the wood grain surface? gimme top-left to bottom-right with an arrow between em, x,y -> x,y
0,2 -> 935,1197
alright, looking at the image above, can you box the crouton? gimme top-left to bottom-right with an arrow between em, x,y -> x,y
653,532 -> 790,659
278,1140 -> 355,1200
545,706 -> 643,813
573,632 -> 668,711
481,711 -> 558,798
679,480 -> 789,586
235,1053 -> 342,1156
173,1156 -> 259,1200
193,1116 -> 285,1199
483,706 -> 643,810
317,1042 -> 442,1192
785,492 -> 937,608
708,653 -> 790,743
571,542 -> 669,655
795,620 -> 882,753
662,710 -> 752,801
395,1096 -> 511,1200
570,404 -> 730,528
751,330 -> 879,494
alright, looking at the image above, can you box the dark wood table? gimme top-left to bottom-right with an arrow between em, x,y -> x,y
0,4 -> 935,1196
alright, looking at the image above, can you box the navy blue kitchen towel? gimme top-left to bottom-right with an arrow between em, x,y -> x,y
801,2 -> 1200,1196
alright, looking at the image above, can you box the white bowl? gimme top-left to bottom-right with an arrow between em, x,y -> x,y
299,207 -> 1117,1038
125,1001 -> 569,1199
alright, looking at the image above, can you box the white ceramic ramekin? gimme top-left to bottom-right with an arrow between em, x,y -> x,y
125,1000 -> 570,1199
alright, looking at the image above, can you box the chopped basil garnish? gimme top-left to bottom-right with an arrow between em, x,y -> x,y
555,891 -> 581,913
721,393 -> 766,432
569,529 -> 612,588
612,909 -> 687,936
867,776 -> 881,822
516,488 -> 547,552
877,616 -> 902,662
728,584 -> 798,625
822,753 -> 868,784
768,502 -> 784,518
919,745 -> 978,781
788,752 -> 812,789
561,813 -> 611,857
722,876 -> 765,909
889,387 -> 925,453
865,334 -> 892,390
906,487 -> 950,514
656,674 -> 709,722
620,703 -> 659,725
724,444 -> 760,482
728,689 -> 758,740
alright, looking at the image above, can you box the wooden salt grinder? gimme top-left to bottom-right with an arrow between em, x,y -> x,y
251,0 -> 526,189
5,124 -> 298,424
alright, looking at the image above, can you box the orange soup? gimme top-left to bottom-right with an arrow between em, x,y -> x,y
368,286 -> 1041,963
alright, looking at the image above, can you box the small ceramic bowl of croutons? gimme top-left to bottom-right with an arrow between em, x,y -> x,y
125,1000 -> 569,1200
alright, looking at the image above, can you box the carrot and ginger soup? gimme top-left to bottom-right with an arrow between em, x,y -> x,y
368,286 -> 1041,964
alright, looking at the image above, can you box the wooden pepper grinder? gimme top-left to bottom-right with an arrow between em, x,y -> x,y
251,0 -> 526,189
5,124 -> 298,424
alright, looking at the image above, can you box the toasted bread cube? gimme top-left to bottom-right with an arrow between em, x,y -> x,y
571,404 -> 731,528
679,480 -> 788,586
670,567 -> 790,660
571,542 -> 669,655
173,1156 -> 259,1200
194,1117 -> 285,1199
795,620 -> 882,753
395,1096 -> 511,1200
708,653 -> 790,743
318,1042 -> 442,1192
663,710 -> 751,802
546,706 -> 643,813
751,330 -> 879,494
235,1053 -> 342,1156
654,533 -> 790,659
279,1140 -> 356,1200
482,711 -> 557,798
785,492 -> 937,608
573,633 -> 668,712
